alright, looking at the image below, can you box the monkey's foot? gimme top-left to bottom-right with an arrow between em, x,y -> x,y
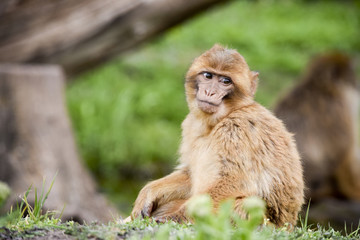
153,209 -> 189,224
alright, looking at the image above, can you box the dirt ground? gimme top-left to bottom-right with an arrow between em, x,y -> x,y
0,227 -> 74,239
0,226 -> 131,239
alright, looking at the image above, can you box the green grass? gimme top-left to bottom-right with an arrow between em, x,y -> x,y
1,188 -> 359,240
0,179 -> 63,239
66,0 -> 360,214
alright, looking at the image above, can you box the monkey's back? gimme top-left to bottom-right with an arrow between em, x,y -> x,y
275,83 -> 353,157
212,103 -> 304,226
275,82 -> 356,200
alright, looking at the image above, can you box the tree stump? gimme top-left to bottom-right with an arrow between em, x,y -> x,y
0,64 -> 118,222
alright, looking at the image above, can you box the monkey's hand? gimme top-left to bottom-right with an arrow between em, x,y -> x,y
131,169 -> 191,220
131,184 -> 158,219
153,205 -> 190,224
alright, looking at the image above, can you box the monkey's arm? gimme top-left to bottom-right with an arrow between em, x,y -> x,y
131,168 -> 191,219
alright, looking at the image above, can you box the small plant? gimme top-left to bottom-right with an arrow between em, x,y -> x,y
185,195 -> 268,240
19,175 -> 62,223
0,175 -> 63,238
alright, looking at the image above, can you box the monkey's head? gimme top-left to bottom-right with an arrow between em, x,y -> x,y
185,44 -> 259,116
305,52 -> 357,88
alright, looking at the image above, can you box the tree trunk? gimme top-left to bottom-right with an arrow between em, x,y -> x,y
0,64 -> 118,222
0,0 -> 231,77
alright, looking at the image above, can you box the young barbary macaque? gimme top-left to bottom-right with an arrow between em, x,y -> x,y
131,44 -> 304,227
275,52 -> 360,201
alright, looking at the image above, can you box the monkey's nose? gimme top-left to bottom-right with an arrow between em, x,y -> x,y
205,89 -> 216,97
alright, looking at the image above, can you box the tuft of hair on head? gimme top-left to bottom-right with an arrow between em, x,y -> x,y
188,44 -> 249,78
209,43 -> 226,51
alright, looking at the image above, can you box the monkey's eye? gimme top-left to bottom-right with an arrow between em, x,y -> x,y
221,77 -> 232,85
203,72 -> 213,79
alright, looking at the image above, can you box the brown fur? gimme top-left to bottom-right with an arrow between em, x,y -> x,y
275,52 -> 360,201
131,44 -> 304,227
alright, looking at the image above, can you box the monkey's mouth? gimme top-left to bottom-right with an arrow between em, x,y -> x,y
197,100 -> 219,113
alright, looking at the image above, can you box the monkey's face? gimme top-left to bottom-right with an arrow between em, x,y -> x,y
185,44 -> 257,116
195,72 -> 234,114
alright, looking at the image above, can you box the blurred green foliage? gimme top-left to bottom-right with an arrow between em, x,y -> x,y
0,182 -> 10,209
66,0 -> 360,214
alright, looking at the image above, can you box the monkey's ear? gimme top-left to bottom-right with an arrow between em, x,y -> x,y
250,71 -> 259,96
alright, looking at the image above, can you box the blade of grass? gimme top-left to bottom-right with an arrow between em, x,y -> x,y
347,221 -> 360,237
22,193 -> 35,220
300,199 -> 311,230
58,204 -> 66,220
34,186 -> 39,217
41,173 -> 57,211
18,185 -> 32,221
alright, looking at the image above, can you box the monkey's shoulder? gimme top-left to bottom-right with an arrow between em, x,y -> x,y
211,104 -> 300,167
217,103 -> 286,131
212,103 -> 294,146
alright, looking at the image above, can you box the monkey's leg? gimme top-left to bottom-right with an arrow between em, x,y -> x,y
131,169 -> 191,219
203,174 -> 255,211
153,175 -> 253,223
